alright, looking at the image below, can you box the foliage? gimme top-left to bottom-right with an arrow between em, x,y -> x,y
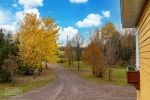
0,68 -> 55,98
17,65 -> 34,75
84,22 -> 135,80
127,65 -> 136,71
101,22 -> 116,39
0,29 -> 18,83
119,30 -> 136,65
0,69 -> 11,83
101,22 -> 119,65
17,13 -> 58,71
88,23 -> 135,67
72,33 -> 83,70
64,40 -> 74,65
82,42 -> 105,77
0,29 -> 17,65
0,56 -> 18,83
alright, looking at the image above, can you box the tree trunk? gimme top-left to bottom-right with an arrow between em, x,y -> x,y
33,68 -> 37,78
38,68 -> 41,76
39,67 -> 43,76
108,68 -> 112,81
99,72 -> 102,77
69,57 -> 71,65
78,59 -> 80,70
11,71 -> 15,87
60,55 -> 63,63
45,61 -> 48,69
41,67 -> 43,72
71,56 -> 74,65
92,66 -> 95,74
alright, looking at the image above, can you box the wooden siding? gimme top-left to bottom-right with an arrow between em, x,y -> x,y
138,0 -> 150,100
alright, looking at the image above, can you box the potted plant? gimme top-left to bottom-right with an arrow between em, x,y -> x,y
126,65 -> 140,90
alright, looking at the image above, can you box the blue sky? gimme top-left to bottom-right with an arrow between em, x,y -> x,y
0,0 -> 121,44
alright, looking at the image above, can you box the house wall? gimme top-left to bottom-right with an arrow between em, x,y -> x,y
137,0 -> 150,100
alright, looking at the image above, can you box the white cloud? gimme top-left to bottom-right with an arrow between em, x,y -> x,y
102,10 -> 110,18
69,0 -> 88,3
76,14 -> 102,28
16,0 -> 43,22
0,10 -> 8,24
0,24 -> 17,34
15,8 -> 40,22
0,10 -> 14,25
25,8 -> 40,17
0,0 -> 44,34
12,3 -> 18,8
58,27 -> 78,44
18,0 -> 43,9
15,11 -> 24,22
0,10 -> 17,33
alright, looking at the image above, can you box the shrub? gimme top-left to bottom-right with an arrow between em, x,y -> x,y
0,56 -> 18,83
18,66 -> 34,75
94,64 -> 105,77
127,65 -> 136,71
0,68 -> 11,82
119,60 -> 127,68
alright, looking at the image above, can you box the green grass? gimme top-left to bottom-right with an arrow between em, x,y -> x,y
0,68 -> 56,99
60,61 -> 128,86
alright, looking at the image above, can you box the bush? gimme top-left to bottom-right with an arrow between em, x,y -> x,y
94,64 -> 105,77
127,65 -> 136,71
18,66 -> 34,75
119,60 -> 127,68
0,56 -> 18,83
0,68 -> 11,82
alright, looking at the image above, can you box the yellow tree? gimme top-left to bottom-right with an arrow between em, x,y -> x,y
18,13 -> 58,75
41,17 -> 58,68
82,42 -> 105,77
101,22 -> 118,81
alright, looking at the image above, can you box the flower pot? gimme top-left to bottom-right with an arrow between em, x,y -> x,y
126,70 -> 140,90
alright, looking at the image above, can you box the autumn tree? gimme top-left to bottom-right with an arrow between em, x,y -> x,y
18,13 -> 58,76
92,25 -> 136,68
101,22 -> 119,81
41,17 -> 58,69
82,42 -> 105,77
72,33 -> 83,70
64,40 -> 74,65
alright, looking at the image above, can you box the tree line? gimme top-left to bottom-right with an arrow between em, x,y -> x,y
63,22 -> 136,80
0,13 -> 58,85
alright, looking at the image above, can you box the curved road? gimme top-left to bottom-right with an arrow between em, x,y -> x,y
10,65 -> 136,100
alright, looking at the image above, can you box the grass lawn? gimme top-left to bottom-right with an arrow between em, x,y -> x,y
60,61 -> 128,86
0,68 -> 56,99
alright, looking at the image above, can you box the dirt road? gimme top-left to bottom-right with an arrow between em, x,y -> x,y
10,65 -> 136,100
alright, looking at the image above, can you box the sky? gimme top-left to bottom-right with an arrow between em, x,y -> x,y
0,0 -> 121,45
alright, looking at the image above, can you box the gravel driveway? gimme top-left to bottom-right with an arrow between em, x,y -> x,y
10,65 -> 136,100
